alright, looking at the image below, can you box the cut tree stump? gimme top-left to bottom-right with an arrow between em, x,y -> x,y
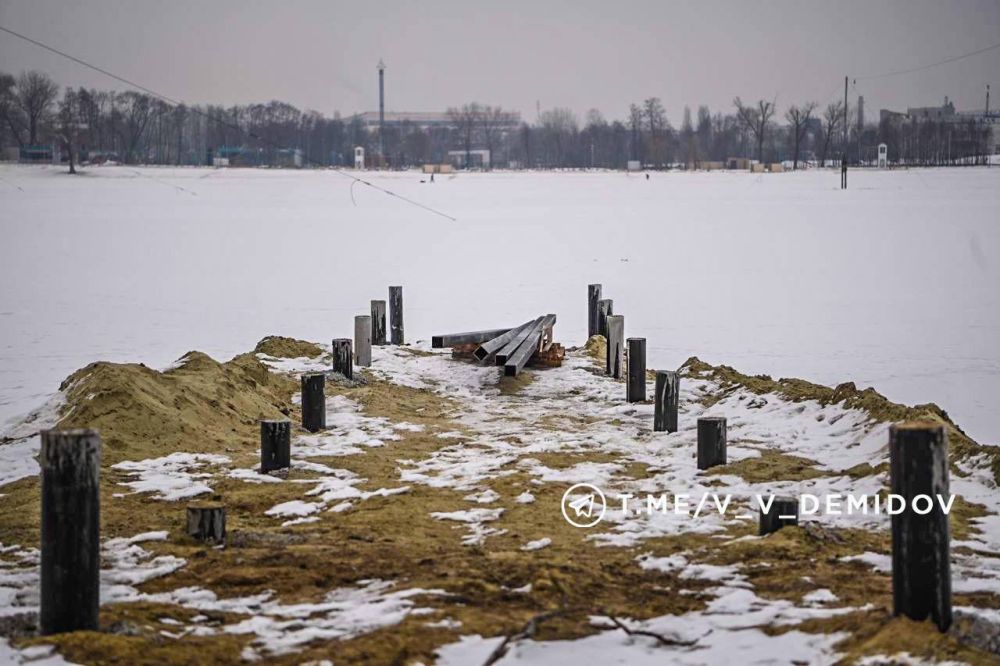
890,422 -> 951,632
186,501 -> 226,544
626,337 -> 646,402
653,370 -> 679,432
260,419 -> 291,473
332,338 -> 353,379
355,315 -> 372,367
759,496 -> 798,535
40,429 -> 101,635
588,284 -> 602,338
606,315 -> 624,378
597,299 -> 613,337
301,372 -> 326,433
371,300 -> 387,346
389,285 -> 404,344
697,416 -> 727,470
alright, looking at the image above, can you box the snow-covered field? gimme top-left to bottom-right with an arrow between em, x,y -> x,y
1,164 -> 999,445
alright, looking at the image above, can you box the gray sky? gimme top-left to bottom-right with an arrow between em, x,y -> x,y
1,0 -> 998,123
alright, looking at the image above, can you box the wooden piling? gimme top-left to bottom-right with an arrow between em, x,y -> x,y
605,315 -> 624,378
355,315 -> 372,367
186,501 -> 226,544
653,370 -> 679,432
626,337 -> 646,402
260,419 -> 291,473
890,422 -> 951,631
588,284 -> 602,338
371,300 -> 387,346
697,417 -> 727,470
300,372 -> 326,433
597,299 -> 613,337
389,285 -> 404,345
40,429 -> 101,635
332,338 -> 353,379
759,496 -> 798,535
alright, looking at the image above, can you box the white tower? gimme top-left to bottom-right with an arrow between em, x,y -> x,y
354,146 -> 365,169
877,143 -> 888,169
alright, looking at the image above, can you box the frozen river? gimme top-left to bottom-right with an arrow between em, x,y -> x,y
1,164 -> 998,444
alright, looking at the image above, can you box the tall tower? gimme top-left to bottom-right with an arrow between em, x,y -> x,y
857,95 -> 865,130
377,59 -> 386,165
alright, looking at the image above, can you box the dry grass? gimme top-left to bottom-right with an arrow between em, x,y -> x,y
3,340 -> 998,664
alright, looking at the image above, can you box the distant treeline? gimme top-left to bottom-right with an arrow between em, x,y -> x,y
0,69 -> 992,169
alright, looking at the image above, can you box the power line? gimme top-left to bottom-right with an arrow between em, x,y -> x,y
0,24 -> 457,222
855,40 -> 1000,81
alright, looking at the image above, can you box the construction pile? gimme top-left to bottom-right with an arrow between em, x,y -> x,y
431,315 -> 563,377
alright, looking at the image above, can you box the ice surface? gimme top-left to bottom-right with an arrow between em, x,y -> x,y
1,165 -> 998,445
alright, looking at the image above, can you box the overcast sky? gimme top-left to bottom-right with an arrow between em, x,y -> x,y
1,0 -> 998,123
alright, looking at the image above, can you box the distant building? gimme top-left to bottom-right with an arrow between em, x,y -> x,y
447,149 -> 490,169
881,96 -> 997,128
349,110 -> 521,131
879,109 -> 908,125
275,148 -> 303,168
907,97 -> 956,121
19,144 -> 57,163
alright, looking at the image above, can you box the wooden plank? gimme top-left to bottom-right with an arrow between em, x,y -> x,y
432,327 -> 513,348
495,316 -> 545,365
504,314 -> 556,377
528,342 -> 565,368
473,320 -> 536,361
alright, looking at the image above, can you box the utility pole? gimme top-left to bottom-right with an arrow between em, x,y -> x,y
843,76 -> 849,161
377,59 -> 386,167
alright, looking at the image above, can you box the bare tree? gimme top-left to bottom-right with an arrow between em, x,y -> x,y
480,105 -> 513,169
16,70 -> 59,145
56,87 -> 81,173
818,101 -> 844,167
628,103 -> 643,162
0,72 -> 26,148
173,104 -> 187,165
539,107 -> 577,167
447,103 -> 482,168
784,102 -> 817,170
116,91 -> 153,164
643,97 -> 667,165
520,122 -> 532,168
733,97 -> 775,163
680,106 -> 697,168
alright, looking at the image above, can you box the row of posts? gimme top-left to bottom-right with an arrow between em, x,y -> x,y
29,285 -> 953,636
586,282 -> 954,631
589,284 -> 681,433
36,286 -> 409,634
332,285 -> 404,379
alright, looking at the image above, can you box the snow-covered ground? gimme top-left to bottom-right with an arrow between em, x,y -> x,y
1,164 -> 999,446
3,339 -> 997,663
